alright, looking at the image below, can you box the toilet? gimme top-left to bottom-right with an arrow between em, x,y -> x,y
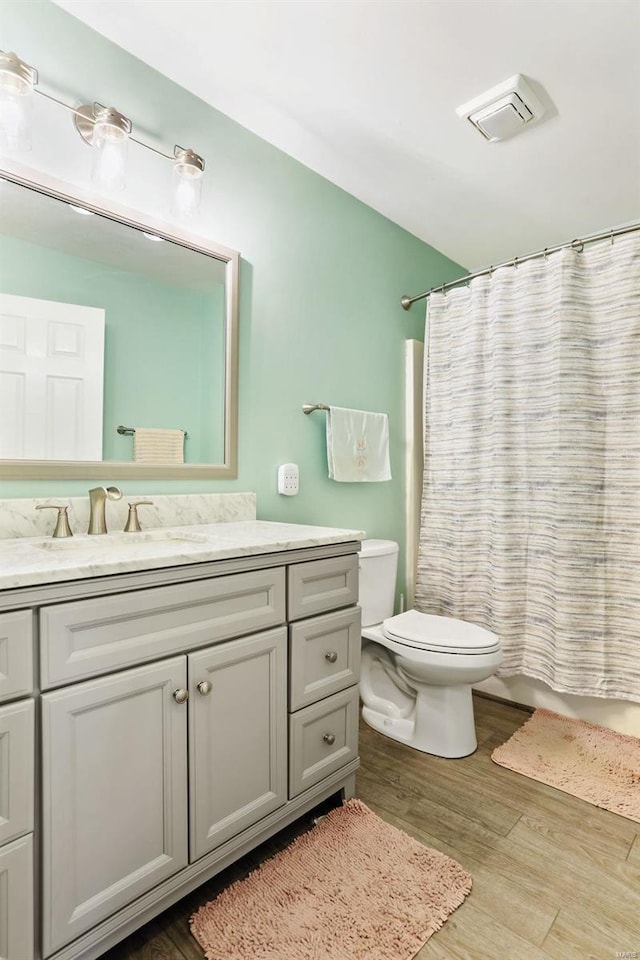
358,539 -> 503,758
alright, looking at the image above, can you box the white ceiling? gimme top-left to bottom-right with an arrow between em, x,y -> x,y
54,0 -> 640,269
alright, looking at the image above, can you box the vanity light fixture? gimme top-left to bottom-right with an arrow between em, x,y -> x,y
0,50 -> 38,152
172,146 -> 205,220
0,49 -> 206,216
74,103 -> 131,192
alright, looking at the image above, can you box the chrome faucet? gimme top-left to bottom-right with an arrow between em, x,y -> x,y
88,486 -> 123,535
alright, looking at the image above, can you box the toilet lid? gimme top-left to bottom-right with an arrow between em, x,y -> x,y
382,610 -> 500,654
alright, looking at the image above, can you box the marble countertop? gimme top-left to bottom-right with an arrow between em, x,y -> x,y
0,520 -> 366,590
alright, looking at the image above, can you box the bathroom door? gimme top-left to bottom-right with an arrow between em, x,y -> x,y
0,292 -> 105,460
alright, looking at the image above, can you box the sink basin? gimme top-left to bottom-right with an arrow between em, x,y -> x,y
33,530 -> 212,551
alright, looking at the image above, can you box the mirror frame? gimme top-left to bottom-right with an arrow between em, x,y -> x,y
0,165 -> 239,480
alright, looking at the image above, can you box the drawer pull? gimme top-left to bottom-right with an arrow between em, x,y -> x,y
323,733 -> 336,745
197,680 -> 213,696
173,688 -> 189,704
325,651 -> 338,663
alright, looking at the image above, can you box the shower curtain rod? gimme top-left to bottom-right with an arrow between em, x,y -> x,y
400,221 -> 640,311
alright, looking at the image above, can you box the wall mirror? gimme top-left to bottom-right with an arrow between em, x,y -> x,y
0,168 -> 238,480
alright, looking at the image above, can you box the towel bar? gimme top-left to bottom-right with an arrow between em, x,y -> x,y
302,403 -> 330,415
117,425 -> 188,438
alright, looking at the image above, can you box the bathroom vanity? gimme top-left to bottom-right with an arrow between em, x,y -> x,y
0,499 -> 363,960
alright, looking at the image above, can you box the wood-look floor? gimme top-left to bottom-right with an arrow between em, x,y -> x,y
102,695 -> 640,960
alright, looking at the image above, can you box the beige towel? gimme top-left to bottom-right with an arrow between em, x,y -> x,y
326,406 -> 391,482
133,428 -> 185,464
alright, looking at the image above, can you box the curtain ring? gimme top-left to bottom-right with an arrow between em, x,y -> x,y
543,247 -> 549,261
571,238 -> 584,253
488,265 -> 493,278
513,256 -> 519,269
610,229 -> 615,246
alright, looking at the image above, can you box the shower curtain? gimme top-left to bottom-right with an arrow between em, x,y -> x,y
415,232 -> 640,702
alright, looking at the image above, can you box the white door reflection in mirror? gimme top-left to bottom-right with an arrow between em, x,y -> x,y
0,293 -> 105,461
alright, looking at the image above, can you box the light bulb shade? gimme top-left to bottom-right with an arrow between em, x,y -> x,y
171,146 -> 204,218
0,51 -> 37,153
89,105 -> 131,192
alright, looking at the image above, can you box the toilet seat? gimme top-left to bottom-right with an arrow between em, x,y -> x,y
382,610 -> 500,655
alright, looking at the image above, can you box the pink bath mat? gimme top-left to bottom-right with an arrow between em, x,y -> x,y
492,708 -> 640,822
190,798 -> 472,960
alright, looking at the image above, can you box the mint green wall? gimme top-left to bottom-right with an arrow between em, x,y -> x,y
0,0 -> 466,598
0,235 -> 225,463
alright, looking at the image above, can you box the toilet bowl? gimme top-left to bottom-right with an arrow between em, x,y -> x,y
358,540 -> 502,758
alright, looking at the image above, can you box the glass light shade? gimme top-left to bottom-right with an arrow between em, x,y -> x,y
0,52 -> 37,153
91,110 -> 129,192
171,147 -> 204,219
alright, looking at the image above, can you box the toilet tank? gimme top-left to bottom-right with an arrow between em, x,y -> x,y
358,539 -> 399,627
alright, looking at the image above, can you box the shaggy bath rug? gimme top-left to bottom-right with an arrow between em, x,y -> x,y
492,708 -> 640,823
190,798 -> 472,960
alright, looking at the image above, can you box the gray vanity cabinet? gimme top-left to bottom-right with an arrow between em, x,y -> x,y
1,541 -> 360,960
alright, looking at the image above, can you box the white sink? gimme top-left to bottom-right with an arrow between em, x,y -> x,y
33,530 -> 212,551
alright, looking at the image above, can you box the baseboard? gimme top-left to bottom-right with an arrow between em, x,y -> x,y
473,688 -> 534,714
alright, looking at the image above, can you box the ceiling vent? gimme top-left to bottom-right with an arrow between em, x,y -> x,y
456,74 -> 545,142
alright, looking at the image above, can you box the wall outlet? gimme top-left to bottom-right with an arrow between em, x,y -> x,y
277,463 -> 299,496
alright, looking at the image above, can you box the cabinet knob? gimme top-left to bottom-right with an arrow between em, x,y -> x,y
325,651 -> 338,663
323,733 -> 336,745
173,688 -> 189,704
197,680 -> 212,696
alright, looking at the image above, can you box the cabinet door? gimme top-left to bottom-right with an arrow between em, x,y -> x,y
0,699 -> 34,846
0,834 -> 34,960
189,627 -> 287,861
0,610 -> 33,703
41,657 -> 188,956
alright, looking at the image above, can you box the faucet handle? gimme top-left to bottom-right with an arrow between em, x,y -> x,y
124,500 -> 154,533
36,504 -> 73,539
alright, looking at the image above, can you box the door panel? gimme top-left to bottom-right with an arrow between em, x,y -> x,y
188,628 -> 287,861
0,699 -> 34,846
0,833 -> 34,960
41,657 -> 188,956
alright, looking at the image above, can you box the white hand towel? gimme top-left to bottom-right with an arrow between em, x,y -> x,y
326,406 -> 391,482
133,428 -> 185,464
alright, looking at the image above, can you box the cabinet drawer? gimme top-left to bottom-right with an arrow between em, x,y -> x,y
289,686 -> 359,799
0,699 -> 35,846
0,610 -> 33,703
287,554 -> 358,621
0,833 -> 34,960
40,567 -> 286,688
289,607 -> 361,711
